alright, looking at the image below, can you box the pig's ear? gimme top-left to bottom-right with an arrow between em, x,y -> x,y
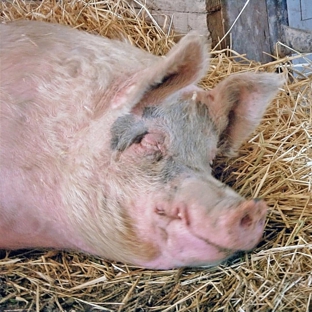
206,72 -> 285,157
111,32 -> 210,114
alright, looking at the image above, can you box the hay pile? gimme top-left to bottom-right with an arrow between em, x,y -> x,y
0,1 -> 311,311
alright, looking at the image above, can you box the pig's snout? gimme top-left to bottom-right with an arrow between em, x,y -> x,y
177,178 -> 268,255
134,178 -> 269,268
240,199 -> 265,229
217,199 -> 267,251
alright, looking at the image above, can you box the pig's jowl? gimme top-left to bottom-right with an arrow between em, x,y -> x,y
0,20 -> 284,269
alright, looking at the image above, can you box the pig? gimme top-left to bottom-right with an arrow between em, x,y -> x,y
0,20 -> 284,269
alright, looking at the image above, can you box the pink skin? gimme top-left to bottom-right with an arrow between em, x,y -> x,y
132,176 -> 267,269
0,20 -> 284,269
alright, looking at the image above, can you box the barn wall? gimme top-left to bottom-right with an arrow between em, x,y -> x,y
128,0 -> 209,35
128,0 -> 311,63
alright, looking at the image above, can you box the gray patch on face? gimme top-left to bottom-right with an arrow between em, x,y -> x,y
142,106 -> 159,119
160,156 -> 185,184
142,100 -> 218,183
111,98 -> 218,187
164,101 -> 217,168
110,114 -> 148,152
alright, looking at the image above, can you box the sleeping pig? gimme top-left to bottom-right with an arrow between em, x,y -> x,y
0,20 -> 283,269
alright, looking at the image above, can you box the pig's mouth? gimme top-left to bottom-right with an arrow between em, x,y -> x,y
190,231 -> 237,254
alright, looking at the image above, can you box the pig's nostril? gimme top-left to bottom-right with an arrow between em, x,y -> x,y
240,214 -> 253,228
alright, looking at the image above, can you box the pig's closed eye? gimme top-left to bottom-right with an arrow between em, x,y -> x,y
134,132 -> 166,160
132,132 -> 148,145
110,115 -> 148,152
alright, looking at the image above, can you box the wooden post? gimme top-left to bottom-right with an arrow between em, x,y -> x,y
207,0 -> 273,63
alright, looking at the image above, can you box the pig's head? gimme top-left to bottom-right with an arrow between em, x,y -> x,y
94,34 -> 283,269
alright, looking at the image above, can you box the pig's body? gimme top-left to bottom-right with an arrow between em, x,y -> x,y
0,20 -> 283,269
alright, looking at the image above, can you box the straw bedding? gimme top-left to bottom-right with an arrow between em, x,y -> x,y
0,1 -> 311,311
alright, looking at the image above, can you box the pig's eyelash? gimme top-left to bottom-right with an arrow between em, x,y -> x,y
132,131 -> 148,145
